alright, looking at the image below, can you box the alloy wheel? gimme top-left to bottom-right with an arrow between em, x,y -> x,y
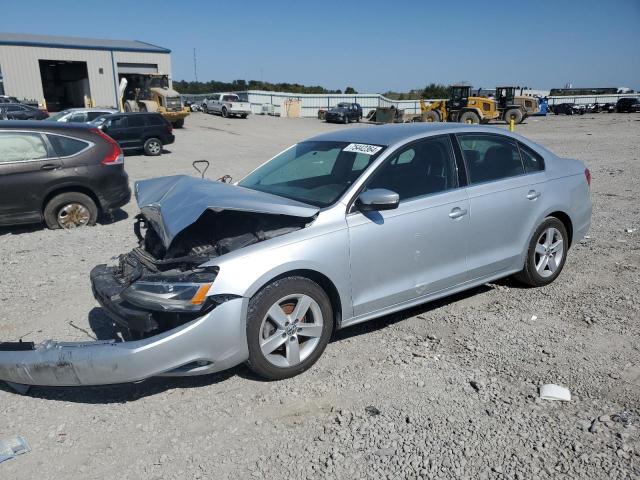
259,294 -> 324,368
148,141 -> 161,154
535,227 -> 564,278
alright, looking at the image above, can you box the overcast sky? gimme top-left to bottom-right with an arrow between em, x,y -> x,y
2,0 -> 639,92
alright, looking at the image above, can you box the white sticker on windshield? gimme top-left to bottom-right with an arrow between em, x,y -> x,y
343,143 -> 383,155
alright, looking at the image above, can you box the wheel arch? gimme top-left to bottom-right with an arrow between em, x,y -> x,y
547,210 -> 574,247
42,185 -> 102,214
254,269 -> 343,330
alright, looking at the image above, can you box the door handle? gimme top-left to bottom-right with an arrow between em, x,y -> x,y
40,163 -> 59,171
526,190 -> 541,200
449,207 -> 468,219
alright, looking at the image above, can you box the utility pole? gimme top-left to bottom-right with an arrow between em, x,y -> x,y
193,48 -> 198,82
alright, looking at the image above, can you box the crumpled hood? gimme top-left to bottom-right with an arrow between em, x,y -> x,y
135,175 -> 319,248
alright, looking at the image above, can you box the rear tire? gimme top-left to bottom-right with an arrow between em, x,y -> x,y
459,111 -> 480,124
240,114 -> 248,119
44,192 -> 98,230
514,217 -> 568,287
246,276 -> 334,380
143,137 -> 163,156
504,108 -> 523,124
173,119 -> 184,128
222,107 -> 229,118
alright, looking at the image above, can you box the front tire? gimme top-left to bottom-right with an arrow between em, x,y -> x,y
459,111 -> 480,124
44,192 -> 98,229
515,217 -> 568,287
504,108 -> 523,124
143,137 -> 163,156
246,276 -> 334,380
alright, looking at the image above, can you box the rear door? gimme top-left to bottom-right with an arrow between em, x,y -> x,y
125,115 -> 148,148
456,133 -> 537,279
0,130 -> 62,224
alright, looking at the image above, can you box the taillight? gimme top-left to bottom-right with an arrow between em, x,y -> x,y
584,168 -> 591,187
89,128 -> 124,165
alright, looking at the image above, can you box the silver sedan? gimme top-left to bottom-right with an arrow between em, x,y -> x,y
0,123 -> 592,389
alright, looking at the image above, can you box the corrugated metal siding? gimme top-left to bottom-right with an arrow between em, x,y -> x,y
0,45 -> 171,107
183,90 -> 438,116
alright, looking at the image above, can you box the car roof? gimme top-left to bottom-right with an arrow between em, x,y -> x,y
0,120 -> 95,130
60,107 -> 117,112
306,123 -> 518,146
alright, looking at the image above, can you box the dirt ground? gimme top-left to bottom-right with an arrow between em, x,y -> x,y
1,112 -> 638,479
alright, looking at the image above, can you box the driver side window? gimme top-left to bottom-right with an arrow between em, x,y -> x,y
365,136 -> 458,201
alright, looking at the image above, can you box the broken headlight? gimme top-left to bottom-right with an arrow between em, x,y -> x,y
121,270 -> 218,313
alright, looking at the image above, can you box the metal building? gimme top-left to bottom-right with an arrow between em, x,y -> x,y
0,33 -> 172,111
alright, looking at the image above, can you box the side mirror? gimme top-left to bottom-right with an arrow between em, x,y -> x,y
356,188 -> 399,212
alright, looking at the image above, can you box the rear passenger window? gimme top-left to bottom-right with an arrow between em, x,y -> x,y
518,142 -> 545,172
365,135 -> 458,201
0,132 -> 49,162
147,115 -> 166,126
87,111 -> 106,121
127,115 -> 146,127
458,135 -> 524,184
106,117 -> 126,128
47,134 -> 89,157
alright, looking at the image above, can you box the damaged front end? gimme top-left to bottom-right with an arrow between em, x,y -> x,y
0,175 -> 318,389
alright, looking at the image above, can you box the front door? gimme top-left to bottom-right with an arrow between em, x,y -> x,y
348,135 -> 470,317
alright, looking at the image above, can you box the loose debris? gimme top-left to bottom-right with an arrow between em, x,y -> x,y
539,384 -> 572,401
0,436 -> 30,463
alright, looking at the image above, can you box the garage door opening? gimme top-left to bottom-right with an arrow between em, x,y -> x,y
38,60 -> 91,112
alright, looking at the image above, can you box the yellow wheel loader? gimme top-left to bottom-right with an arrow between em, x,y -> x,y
495,86 -> 539,124
419,85 -> 500,124
121,74 -> 190,128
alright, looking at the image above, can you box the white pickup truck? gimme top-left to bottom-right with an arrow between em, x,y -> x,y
204,93 -> 251,118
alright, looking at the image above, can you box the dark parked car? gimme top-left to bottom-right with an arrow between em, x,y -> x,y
551,103 -> 585,115
92,112 -> 174,156
616,97 -> 640,113
325,102 -> 363,124
0,103 -> 49,120
0,121 -> 130,229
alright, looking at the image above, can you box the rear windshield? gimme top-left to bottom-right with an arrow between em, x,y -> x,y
222,95 -> 240,102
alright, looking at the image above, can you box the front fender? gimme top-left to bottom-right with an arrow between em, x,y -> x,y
207,228 -> 353,319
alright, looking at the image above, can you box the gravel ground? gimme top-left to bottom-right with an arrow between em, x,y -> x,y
0,112 -> 638,479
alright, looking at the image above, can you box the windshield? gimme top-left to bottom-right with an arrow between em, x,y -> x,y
148,76 -> 169,89
239,141 -> 385,207
45,110 -> 71,121
336,103 -> 350,108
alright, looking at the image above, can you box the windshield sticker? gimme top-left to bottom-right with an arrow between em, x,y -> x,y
343,143 -> 383,155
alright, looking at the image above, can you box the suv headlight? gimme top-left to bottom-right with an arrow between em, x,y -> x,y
121,270 -> 218,312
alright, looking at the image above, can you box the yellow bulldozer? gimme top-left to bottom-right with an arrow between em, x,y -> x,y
121,74 -> 190,128
420,85 -> 500,124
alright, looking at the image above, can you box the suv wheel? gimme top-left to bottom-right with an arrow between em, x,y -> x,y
515,217 -> 568,287
44,192 -> 98,229
222,107 -> 229,118
144,137 -> 163,156
246,276 -> 333,380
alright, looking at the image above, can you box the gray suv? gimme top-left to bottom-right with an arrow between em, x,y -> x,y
0,121 -> 130,229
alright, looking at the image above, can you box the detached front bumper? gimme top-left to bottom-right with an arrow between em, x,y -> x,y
0,297 -> 249,387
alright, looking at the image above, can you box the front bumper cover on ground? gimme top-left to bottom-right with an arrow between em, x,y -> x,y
0,297 -> 249,388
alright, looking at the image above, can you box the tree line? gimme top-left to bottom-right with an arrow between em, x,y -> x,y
174,79 -> 361,95
173,79 -> 449,99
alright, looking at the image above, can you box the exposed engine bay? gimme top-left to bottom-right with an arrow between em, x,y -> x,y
93,207 -> 313,340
